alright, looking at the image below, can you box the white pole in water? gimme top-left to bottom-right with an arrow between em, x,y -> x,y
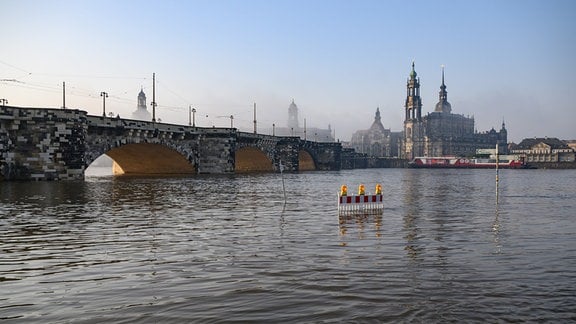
495,142 -> 499,204
280,160 -> 287,204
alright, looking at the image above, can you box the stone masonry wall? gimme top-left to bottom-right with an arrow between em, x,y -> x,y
196,130 -> 235,174
275,138 -> 300,172
0,107 -> 87,181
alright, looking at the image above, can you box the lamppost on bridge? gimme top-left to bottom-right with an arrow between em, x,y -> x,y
151,73 -> 157,123
0,98 -> 8,106
62,82 -> 66,109
272,123 -> 275,136
100,92 -> 108,117
253,102 -> 257,134
192,107 -> 196,127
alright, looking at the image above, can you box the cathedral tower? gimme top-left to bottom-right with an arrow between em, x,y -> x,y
403,62 -> 424,159
405,61 -> 422,121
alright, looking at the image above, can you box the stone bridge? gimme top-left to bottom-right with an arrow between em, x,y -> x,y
0,106 -> 341,181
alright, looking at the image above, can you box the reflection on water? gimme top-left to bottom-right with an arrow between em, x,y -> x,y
338,211 -> 383,241
1,169 -> 576,322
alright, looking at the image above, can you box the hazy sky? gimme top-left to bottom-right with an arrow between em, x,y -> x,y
1,0 -> 575,142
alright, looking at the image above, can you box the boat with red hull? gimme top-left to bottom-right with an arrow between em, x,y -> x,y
408,156 -> 527,169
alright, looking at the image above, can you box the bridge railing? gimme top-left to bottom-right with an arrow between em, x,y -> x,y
86,114 -> 237,134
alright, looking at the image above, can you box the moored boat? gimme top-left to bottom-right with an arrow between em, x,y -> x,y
408,156 -> 527,169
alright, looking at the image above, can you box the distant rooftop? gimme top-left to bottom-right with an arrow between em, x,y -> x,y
515,137 -> 569,150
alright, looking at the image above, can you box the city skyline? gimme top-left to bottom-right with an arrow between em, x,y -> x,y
1,0 -> 575,143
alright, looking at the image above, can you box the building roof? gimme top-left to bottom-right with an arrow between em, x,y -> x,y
435,101 -> 452,113
515,137 -> 569,149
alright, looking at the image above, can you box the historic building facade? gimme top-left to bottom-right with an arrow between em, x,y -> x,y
350,108 -> 401,157
510,138 -> 575,162
402,63 -> 507,159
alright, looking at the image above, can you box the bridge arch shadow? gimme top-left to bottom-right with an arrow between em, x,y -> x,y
235,147 -> 274,173
299,149 -> 316,171
105,143 -> 195,175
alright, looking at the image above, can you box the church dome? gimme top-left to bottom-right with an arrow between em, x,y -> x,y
409,61 -> 417,79
435,101 -> 452,113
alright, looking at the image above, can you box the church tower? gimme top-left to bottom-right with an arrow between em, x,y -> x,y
403,62 -> 424,159
287,99 -> 299,132
137,88 -> 146,110
132,87 -> 151,121
405,62 -> 422,121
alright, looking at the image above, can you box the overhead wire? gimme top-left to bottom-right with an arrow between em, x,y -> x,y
1,60 -> 267,123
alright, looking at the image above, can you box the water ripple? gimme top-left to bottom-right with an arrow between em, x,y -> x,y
1,169 -> 575,322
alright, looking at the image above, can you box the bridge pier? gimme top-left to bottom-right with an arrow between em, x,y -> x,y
275,137 -> 300,172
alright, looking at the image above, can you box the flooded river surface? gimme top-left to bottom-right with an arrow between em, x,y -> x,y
1,168 -> 575,323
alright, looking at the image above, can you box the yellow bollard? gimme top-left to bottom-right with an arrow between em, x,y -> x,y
340,185 -> 348,196
358,184 -> 365,195
375,184 -> 382,195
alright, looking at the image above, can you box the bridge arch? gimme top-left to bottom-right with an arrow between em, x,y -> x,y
235,147 -> 274,173
298,149 -> 316,171
105,143 -> 195,175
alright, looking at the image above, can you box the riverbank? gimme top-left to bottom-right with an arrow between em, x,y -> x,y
527,161 -> 576,169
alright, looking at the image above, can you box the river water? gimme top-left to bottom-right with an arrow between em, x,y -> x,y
1,168 -> 575,323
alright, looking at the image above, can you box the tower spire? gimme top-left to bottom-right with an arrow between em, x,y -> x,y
409,60 -> 417,79
434,64 -> 451,113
